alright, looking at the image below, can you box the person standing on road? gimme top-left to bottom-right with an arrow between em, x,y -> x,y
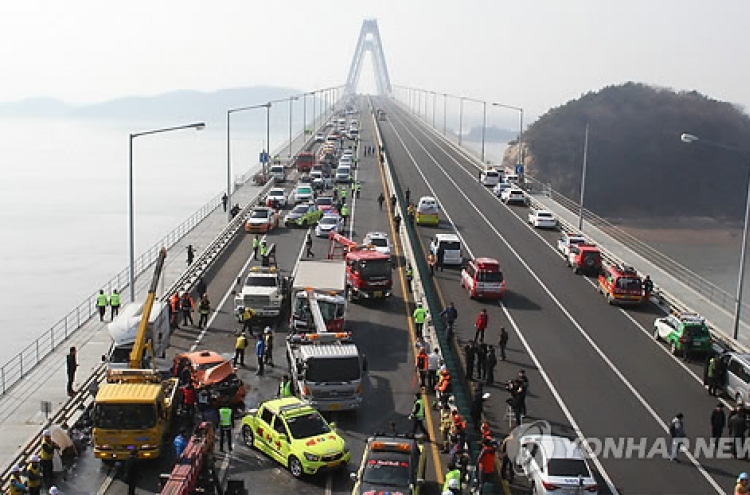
485,346 -> 498,386
377,192 -> 385,210
66,347 -> 77,396
500,432 -> 516,484
669,413 -> 686,462
222,193 -> 228,212
710,403 -> 726,450
305,233 -> 314,258
264,327 -> 275,367
186,244 -> 195,266
707,355 -> 719,396
109,289 -> 120,320
643,275 -> 654,301
233,332 -> 248,367
474,309 -> 488,343
427,252 -> 436,276
96,290 -> 108,322
410,393 -> 429,440
218,405 -> 234,452
476,437 -> 497,493
404,187 -> 411,205
730,405 -> 747,459
173,429 -> 188,458
197,294 -> 211,329
170,293 -> 181,330
405,263 -> 413,293
476,344 -> 488,381
181,292 -> 195,326
412,302 -> 427,339
464,341 -> 476,381
252,235 -> 260,259
240,307 -> 256,336
124,448 -> 138,495
390,194 -> 397,210
255,334 -> 266,376
416,348 -> 429,389
436,246 -> 445,272
39,431 -> 59,488
427,348 -> 441,391
470,383 -> 484,427
340,204 -> 350,227
196,278 -> 207,300
278,375 -> 294,398
498,327 -> 509,361
736,473 -> 750,495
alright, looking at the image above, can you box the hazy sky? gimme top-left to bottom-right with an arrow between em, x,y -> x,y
1,1 -> 748,123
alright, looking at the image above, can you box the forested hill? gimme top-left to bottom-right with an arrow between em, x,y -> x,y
509,83 -> 750,219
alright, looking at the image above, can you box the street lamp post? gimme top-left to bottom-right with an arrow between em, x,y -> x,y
492,102 -> 524,169
432,91 -> 437,128
578,122 -> 590,231
459,97 -> 465,146
227,104 -> 270,222
288,96 -> 299,158
129,122 -> 205,302
682,132 -> 750,340
443,94 -> 448,135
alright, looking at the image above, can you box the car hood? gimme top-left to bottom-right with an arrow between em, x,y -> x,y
294,432 -> 347,456
285,212 -> 304,220
248,217 -> 271,224
358,484 -> 408,495
318,223 -> 337,231
241,287 -> 278,297
195,361 -> 235,386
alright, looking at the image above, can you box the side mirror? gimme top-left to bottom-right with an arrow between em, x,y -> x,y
349,473 -> 358,482
329,422 -> 337,429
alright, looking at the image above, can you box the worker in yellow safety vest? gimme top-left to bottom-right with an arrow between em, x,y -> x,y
24,454 -> 42,494
96,290 -> 108,322
278,375 -> 294,397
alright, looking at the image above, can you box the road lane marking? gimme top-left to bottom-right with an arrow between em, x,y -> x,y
387,106 -> 724,494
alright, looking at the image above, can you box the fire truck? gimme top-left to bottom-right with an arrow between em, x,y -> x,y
328,232 -> 392,301
159,422 -> 222,495
286,289 -> 365,411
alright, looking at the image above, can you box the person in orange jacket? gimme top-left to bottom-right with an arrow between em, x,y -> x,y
170,293 -> 181,329
416,348 -> 429,389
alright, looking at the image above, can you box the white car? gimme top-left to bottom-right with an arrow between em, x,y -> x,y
501,187 -> 527,205
493,182 -> 512,197
339,155 -> 354,168
315,213 -> 344,237
528,209 -> 558,229
429,233 -> 463,266
265,187 -> 288,209
517,435 -> 598,494
314,132 -> 326,142
479,168 -> 500,187
557,232 -> 587,256
335,166 -> 352,183
293,185 -> 315,204
363,231 -> 392,256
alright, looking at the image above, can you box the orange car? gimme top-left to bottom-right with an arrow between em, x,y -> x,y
245,207 -> 280,234
174,350 -> 246,409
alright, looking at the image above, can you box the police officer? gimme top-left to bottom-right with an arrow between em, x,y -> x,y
241,306 -> 256,335
252,235 -> 260,259
96,290 -> 108,322
25,455 -> 42,495
413,302 -> 427,339
279,375 -> 293,397
109,289 -> 121,320
405,264 -> 414,293
234,332 -> 248,367
442,462 -> 462,494
340,204 -> 350,227
410,393 -> 429,440
39,430 -> 59,487
219,405 -> 234,452
260,240 -> 269,266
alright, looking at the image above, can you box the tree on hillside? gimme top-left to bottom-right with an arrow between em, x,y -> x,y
518,82 -> 750,219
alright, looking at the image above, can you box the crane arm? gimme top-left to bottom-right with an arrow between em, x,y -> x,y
129,247 -> 168,369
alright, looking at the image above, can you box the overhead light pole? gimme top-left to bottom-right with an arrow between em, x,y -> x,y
492,102 -> 524,163
288,96 -> 300,158
443,93 -> 448,135
681,132 -> 750,340
431,91 -> 437,128
129,122 -> 205,302
578,122 -> 590,231
458,97 -> 465,146
227,104 -> 270,222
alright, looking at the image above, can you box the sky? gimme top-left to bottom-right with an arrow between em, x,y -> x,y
1,1 -> 748,125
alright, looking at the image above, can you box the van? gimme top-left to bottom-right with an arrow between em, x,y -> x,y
504,173 -> 520,185
460,257 -> 505,299
270,165 -> 286,183
479,168 -> 500,187
722,353 -> 750,404
416,196 -> 439,226
335,165 -> 352,183
597,263 -> 644,305
430,233 -> 463,266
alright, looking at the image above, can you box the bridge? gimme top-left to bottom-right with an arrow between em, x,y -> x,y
0,19 -> 745,495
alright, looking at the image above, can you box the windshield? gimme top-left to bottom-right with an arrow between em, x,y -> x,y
250,210 -> 270,219
297,187 -> 312,195
477,271 -> 504,283
320,216 -> 339,226
368,238 -> 388,247
538,212 -> 553,218
245,275 -> 278,287
547,458 -> 590,477
316,197 -> 333,206
94,403 -> 157,430
286,411 -> 331,439
438,241 -> 461,250
306,356 -> 360,382
292,205 -> 309,214
616,276 -> 642,291
362,453 -> 411,487
359,259 -> 391,278
293,298 -> 343,324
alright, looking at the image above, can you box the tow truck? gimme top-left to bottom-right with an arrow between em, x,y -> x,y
328,232 -> 392,302
93,248 -> 180,460
290,259 -> 347,332
159,422 -> 221,495
286,288 -> 365,411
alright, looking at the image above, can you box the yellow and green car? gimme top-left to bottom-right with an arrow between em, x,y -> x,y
241,397 -> 350,478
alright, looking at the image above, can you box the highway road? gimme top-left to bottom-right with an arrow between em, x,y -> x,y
61,102 -> 448,495
374,95 -> 743,494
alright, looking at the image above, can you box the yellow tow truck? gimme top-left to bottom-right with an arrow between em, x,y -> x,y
92,248 -> 180,460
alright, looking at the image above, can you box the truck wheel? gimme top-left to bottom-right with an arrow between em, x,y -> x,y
606,293 -> 614,305
242,425 -> 255,448
288,456 -> 304,478
670,342 -> 679,355
653,328 -> 660,341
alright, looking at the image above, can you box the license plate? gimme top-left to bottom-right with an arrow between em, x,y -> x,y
373,291 -> 382,298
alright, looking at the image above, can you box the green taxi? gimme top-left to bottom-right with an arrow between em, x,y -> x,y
284,203 -> 323,228
350,434 -> 426,495
653,312 -> 712,356
241,397 -> 350,478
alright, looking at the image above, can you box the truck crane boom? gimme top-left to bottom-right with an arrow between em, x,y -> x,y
129,247 -> 167,369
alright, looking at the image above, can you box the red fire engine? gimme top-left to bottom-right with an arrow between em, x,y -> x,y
328,232 -> 392,301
